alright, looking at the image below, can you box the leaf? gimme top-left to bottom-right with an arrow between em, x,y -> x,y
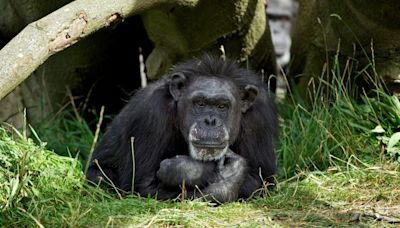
391,95 -> 400,112
371,125 -> 385,134
387,132 -> 400,149
10,177 -> 19,200
387,147 -> 400,156
377,136 -> 390,144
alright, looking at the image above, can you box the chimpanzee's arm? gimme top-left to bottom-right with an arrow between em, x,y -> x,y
238,170 -> 276,199
157,151 -> 248,203
199,149 -> 248,203
156,155 -> 217,189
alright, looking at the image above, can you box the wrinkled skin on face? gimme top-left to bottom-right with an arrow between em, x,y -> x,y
178,78 -> 241,161
170,75 -> 258,161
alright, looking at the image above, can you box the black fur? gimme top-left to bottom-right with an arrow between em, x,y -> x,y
86,55 -> 278,202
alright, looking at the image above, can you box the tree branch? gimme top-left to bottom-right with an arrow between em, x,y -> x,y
0,0 -> 199,100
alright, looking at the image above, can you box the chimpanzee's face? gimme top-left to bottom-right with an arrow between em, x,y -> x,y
177,77 -> 242,161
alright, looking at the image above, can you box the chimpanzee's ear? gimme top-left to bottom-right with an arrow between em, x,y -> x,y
169,72 -> 187,101
241,85 -> 259,113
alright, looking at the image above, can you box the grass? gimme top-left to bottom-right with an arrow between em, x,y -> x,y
277,52 -> 384,178
1,45 -> 400,226
34,104 -> 106,164
0,127 -> 399,227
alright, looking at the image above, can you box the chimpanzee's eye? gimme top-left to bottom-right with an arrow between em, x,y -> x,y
217,104 -> 228,110
194,100 -> 205,107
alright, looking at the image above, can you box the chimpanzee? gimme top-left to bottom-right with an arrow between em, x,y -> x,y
86,55 -> 278,203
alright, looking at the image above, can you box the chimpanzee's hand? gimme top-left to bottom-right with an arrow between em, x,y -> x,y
157,155 -> 217,189
198,149 -> 248,203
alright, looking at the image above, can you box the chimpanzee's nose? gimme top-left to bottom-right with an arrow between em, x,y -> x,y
204,115 -> 221,127
204,116 -> 216,126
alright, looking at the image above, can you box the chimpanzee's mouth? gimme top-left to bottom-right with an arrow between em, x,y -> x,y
189,142 -> 228,161
191,141 -> 227,149
188,124 -> 230,161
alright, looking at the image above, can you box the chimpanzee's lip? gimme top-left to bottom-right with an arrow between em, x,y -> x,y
191,141 -> 227,149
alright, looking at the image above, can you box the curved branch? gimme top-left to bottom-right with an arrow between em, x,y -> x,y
0,0 -> 199,100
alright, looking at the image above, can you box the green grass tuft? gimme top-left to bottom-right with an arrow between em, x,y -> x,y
35,108 -> 100,165
0,127 -> 84,226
